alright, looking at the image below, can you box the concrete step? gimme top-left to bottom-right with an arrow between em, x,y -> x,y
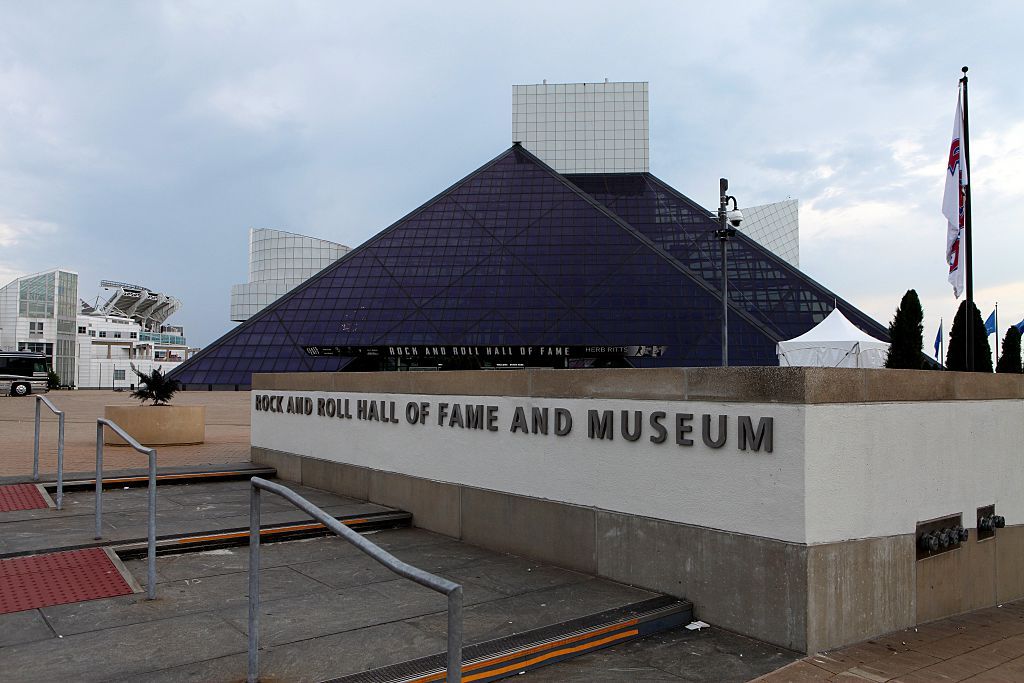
0,475 -> 398,558
55,465 -> 278,492
328,596 -> 693,683
114,509 -> 413,559
0,461 -> 274,487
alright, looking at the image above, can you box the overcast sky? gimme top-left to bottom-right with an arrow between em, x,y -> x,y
2,2 -> 1023,356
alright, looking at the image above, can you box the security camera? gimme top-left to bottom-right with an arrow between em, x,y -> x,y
727,209 -> 744,228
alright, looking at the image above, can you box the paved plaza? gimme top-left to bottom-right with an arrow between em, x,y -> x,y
0,390 -> 251,477
754,603 -> 1024,682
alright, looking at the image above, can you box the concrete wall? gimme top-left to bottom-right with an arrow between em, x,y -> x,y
251,447 -> 812,651
805,535 -> 916,654
250,368 -> 1024,653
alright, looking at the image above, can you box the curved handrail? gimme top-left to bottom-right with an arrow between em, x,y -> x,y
247,477 -> 463,683
33,396 -> 65,510
94,418 -> 157,600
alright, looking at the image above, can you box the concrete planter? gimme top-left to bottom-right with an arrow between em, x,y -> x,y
103,405 -> 206,446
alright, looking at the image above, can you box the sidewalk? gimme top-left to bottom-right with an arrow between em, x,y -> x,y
754,600 -> 1024,682
0,390 -> 251,476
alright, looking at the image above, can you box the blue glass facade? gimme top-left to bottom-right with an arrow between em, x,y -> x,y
171,145 -> 887,388
566,173 -> 889,343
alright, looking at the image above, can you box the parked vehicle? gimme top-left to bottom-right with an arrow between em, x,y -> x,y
0,352 -> 50,396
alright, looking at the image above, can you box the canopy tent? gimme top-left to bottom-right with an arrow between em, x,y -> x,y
777,308 -> 890,368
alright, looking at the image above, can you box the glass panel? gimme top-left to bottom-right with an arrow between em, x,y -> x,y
18,273 -> 55,318
567,173 -> 889,343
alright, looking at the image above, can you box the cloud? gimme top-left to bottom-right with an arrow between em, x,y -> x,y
0,217 -> 58,248
200,64 -> 308,132
972,119 -> 1024,200
0,217 -> 57,289
800,198 -> 917,241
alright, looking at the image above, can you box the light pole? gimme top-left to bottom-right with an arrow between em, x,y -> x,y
715,178 -> 742,367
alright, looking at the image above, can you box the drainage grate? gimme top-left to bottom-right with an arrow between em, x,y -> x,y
0,483 -> 49,512
0,548 -> 133,614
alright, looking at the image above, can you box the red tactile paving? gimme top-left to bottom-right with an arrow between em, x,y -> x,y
0,483 -> 49,512
0,548 -> 133,614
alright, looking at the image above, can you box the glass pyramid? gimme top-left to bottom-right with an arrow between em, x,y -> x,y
566,173 -> 889,342
170,145 -> 886,388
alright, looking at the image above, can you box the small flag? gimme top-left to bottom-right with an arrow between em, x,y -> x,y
985,310 -> 997,335
942,93 -> 968,298
934,321 -> 943,360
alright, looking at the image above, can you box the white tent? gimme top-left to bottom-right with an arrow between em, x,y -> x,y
777,309 -> 890,368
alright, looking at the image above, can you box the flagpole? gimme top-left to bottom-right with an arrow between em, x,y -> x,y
961,66 -> 975,370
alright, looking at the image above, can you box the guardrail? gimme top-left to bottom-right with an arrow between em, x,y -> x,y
33,395 -> 65,510
247,477 -> 463,683
94,418 -> 157,600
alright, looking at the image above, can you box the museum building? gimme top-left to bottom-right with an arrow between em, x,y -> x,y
169,143 -> 888,389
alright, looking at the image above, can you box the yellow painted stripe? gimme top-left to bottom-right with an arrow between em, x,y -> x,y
406,623 -> 640,683
465,619 -> 637,675
172,518 -> 371,545
465,630 -> 638,682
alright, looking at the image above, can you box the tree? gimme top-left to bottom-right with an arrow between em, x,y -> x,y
996,326 -> 1023,373
885,289 -> 925,369
945,300 -> 994,372
130,364 -> 181,406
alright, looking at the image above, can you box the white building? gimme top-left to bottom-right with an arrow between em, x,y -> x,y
738,199 -> 800,267
76,280 -> 194,389
0,269 -> 196,388
0,268 -> 80,384
230,228 -> 350,322
74,313 -> 192,390
512,80 -> 649,173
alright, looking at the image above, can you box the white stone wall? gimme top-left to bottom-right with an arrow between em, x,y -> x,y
252,389 -> 1024,546
804,400 -> 1024,544
253,391 -> 805,542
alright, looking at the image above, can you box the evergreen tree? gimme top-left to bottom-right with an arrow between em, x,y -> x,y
884,289 -> 925,369
996,326 -> 1022,373
946,300 -> 994,372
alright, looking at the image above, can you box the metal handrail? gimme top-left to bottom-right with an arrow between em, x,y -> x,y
247,477 -> 463,683
33,395 -> 65,510
94,418 -> 157,600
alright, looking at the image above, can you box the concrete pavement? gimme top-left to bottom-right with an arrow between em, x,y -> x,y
0,390 -> 250,476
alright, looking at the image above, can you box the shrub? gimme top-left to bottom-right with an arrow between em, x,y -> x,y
130,364 -> 181,406
996,326 -> 1023,373
946,300 -> 993,372
884,289 -> 925,369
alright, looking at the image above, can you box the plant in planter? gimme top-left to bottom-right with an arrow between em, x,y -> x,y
106,364 -> 203,446
130,364 -> 181,406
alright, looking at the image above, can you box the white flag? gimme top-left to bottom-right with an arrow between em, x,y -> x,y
942,93 -> 968,298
